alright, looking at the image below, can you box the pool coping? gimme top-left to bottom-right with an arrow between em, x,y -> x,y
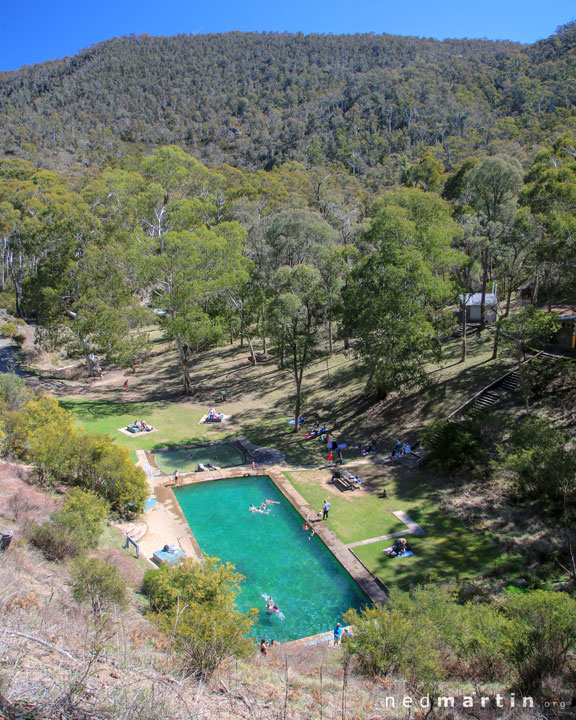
147,465 -> 388,611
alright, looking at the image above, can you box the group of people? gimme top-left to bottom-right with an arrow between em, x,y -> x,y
262,594 -> 285,620
326,448 -> 344,464
391,440 -> 411,459
205,407 -> 224,423
249,498 -> 279,514
127,419 -> 152,432
250,502 -> 269,514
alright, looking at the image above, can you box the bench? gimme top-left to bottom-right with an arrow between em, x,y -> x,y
331,469 -> 359,491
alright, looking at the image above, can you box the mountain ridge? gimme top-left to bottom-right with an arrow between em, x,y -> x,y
0,28 -> 574,175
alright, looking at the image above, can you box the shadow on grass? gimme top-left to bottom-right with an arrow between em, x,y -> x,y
60,399 -> 162,419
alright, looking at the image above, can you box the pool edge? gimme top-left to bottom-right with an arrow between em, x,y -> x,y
157,466 -> 388,612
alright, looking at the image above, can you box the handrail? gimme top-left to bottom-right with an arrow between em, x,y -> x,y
446,351 -> 544,420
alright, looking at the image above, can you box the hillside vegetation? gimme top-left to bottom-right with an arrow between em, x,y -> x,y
0,25 -> 575,174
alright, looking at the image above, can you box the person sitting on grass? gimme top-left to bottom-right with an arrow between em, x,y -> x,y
305,424 -> 326,440
386,538 -> 409,557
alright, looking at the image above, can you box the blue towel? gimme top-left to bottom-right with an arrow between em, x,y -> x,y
391,551 -> 414,559
153,548 -> 186,565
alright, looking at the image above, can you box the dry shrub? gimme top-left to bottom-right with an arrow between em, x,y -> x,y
3,590 -> 40,612
8,492 -> 38,520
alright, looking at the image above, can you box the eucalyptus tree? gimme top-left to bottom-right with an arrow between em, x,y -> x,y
342,189 -> 462,398
265,264 -> 327,431
0,161 -> 97,318
463,155 -> 524,328
148,222 -> 250,394
521,132 -> 576,307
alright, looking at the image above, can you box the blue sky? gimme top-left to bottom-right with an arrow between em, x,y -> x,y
2,0 -> 574,72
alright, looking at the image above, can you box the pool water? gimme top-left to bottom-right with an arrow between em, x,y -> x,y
174,476 -> 368,642
154,443 -> 244,474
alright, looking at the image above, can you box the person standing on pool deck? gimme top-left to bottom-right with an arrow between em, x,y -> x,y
333,623 -> 343,645
173,470 -> 179,486
322,499 -> 331,520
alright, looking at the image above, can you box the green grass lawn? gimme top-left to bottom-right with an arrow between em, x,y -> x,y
285,466 -> 522,589
60,399 -> 231,462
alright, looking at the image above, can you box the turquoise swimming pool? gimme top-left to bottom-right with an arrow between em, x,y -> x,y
154,443 -> 244,474
173,475 -> 368,642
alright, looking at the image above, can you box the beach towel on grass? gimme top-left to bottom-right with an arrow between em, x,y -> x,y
383,547 -> 414,559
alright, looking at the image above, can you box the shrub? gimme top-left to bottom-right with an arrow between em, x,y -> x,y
1,392 -> 147,515
71,557 -> 128,617
30,488 -> 109,560
29,521 -> 80,561
342,603 -> 444,695
503,589 -> 576,695
0,292 -> 17,314
71,433 -> 148,516
0,323 -> 17,338
452,603 -> 515,682
423,419 -> 489,479
143,556 -> 255,678
0,373 -> 30,412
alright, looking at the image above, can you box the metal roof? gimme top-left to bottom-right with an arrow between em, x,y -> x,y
459,293 -> 499,307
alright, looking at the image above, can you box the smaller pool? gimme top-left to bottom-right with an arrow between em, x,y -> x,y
154,443 -> 245,474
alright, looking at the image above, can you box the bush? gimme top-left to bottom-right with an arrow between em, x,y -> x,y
71,433 -> 148,517
342,603 -> 444,695
29,521 -> 80,561
0,323 -> 17,338
503,589 -> 576,694
143,556 -> 255,678
1,392 -> 147,515
30,488 -> 109,560
423,419 -> 489,479
0,292 -> 17,314
71,557 -> 128,617
502,418 -> 576,506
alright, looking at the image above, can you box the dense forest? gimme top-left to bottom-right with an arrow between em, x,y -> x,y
0,25 -> 575,176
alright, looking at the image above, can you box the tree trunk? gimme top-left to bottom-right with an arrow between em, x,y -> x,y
246,334 -> 256,366
328,320 -> 333,356
9,253 -> 23,318
461,296 -> 467,363
175,336 -> 192,395
479,246 -> 489,330
491,319 -> 500,360
294,375 -> 302,433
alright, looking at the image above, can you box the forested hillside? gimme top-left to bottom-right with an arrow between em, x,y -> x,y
0,24 -> 575,175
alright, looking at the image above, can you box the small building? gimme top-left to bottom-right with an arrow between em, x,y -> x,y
549,306 -> 576,350
459,290 -> 499,323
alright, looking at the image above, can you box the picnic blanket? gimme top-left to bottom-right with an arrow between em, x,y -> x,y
383,546 -> 414,559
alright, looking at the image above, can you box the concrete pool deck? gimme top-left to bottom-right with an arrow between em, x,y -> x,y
132,453 -> 388,607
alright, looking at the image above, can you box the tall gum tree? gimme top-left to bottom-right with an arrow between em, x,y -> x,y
343,189 -> 462,399
266,264 -> 326,432
148,223 -> 250,394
